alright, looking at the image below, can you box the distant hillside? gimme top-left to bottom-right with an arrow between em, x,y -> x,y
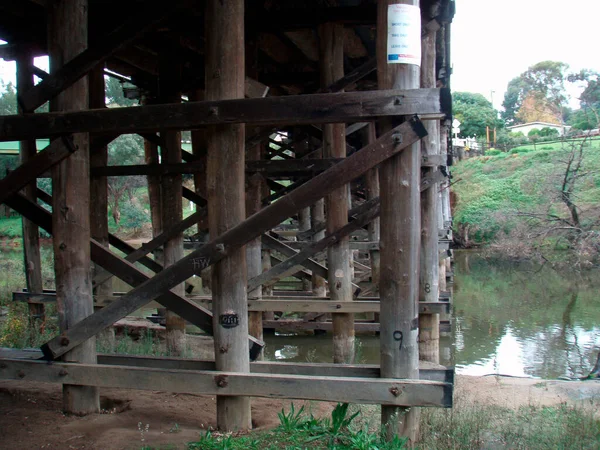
451,138 -> 600,263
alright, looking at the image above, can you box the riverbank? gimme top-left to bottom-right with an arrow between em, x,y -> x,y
0,375 -> 598,449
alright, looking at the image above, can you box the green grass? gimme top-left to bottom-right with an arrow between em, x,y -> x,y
0,217 -> 23,239
452,137 -> 600,247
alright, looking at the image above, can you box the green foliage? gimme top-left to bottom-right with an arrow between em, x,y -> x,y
0,218 -> 23,238
502,61 -> 569,125
485,149 -> 502,156
0,80 -> 17,115
277,403 -> 307,432
452,92 -> 503,138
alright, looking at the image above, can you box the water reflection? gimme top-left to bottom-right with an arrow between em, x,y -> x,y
265,251 -> 600,379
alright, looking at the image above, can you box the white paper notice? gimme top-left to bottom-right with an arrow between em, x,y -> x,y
387,4 -> 421,66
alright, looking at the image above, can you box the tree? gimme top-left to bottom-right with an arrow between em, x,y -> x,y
453,92 -> 503,138
0,81 -> 17,116
502,61 -> 569,126
567,70 -> 600,130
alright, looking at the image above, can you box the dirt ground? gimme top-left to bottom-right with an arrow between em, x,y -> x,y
0,375 -> 598,450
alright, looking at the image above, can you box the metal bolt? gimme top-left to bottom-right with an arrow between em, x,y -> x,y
394,97 -> 402,106
214,375 -> 228,388
209,106 -> 218,116
389,386 -> 401,397
59,369 -> 69,377
392,133 -> 403,144
18,370 -> 25,379
60,337 -> 70,346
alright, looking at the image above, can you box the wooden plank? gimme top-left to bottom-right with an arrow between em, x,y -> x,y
263,320 -> 451,334
38,118 -> 427,361
0,359 -> 452,407
18,3 -> 177,112
0,348 -> 454,384
316,57 -> 376,93
0,88 -> 448,141
3,192 -> 264,359
247,299 -> 449,314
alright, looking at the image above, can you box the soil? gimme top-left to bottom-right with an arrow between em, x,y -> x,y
0,375 -> 598,450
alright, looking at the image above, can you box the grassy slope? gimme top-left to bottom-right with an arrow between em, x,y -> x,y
452,138 -> 600,245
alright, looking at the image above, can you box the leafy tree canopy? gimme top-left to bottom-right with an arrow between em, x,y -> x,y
453,92 -> 503,138
502,61 -> 569,126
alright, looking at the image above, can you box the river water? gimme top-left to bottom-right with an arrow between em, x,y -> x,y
263,251 -> 600,379
2,245 -> 599,379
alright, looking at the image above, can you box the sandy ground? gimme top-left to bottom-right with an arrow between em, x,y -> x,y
0,375 -> 598,450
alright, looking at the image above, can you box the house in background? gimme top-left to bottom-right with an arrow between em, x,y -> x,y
507,121 -> 571,137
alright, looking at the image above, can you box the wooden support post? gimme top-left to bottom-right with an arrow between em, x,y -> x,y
363,123 -> 381,293
190,90 -> 211,294
295,129 -> 312,293
48,0 -> 99,415
159,55 -> 186,356
319,22 -> 354,363
89,65 -> 114,346
377,0 -> 421,442
206,0 -> 251,431
16,51 -> 45,333
418,11 -> 440,364
246,31 -> 264,355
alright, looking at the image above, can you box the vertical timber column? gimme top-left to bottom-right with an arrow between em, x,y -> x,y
190,90 -> 211,294
261,143 -> 274,301
377,0 -> 421,442
89,66 -> 114,344
159,55 -> 186,356
418,16 -> 440,364
295,129 -> 312,293
206,0 -> 251,431
246,32 -> 263,351
363,123 -> 381,294
319,22 -> 354,364
48,0 -> 99,414
143,96 -> 163,247
16,51 -> 45,331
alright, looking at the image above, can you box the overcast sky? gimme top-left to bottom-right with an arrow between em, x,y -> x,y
2,0 -> 600,112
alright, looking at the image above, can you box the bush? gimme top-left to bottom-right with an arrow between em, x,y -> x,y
510,147 -> 532,154
486,149 -> 502,156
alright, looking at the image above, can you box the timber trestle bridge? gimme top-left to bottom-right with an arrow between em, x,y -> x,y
0,0 -> 456,442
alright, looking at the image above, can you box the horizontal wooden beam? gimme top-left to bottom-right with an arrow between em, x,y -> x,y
264,320 -> 452,334
0,88 -> 449,141
0,348 -> 453,384
91,158 -> 342,177
0,359 -> 452,407
38,118 -> 427,361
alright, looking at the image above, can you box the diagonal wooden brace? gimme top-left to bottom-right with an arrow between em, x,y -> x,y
4,192 -> 264,360
39,117 -> 427,361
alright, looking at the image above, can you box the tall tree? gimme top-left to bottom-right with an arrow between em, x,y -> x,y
502,61 -> 569,126
568,70 -> 600,129
453,92 -> 503,138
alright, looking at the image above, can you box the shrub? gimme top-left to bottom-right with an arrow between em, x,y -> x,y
486,149 -> 502,156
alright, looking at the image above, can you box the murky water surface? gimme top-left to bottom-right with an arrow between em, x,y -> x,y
264,251 -> 600,379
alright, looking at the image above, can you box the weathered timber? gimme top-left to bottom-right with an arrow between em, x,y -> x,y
3,192 -> 264,358
0,359 -> 452,407
205,0 -> 250,432
261,234 -> 328,280
16,51 -> 45,328
38,118 -> 426,362
48,0 -> 99,415
0,347 -> 452,384
247,300 -> 449,315
249,199 -> 380,294
18,3 -> 177,112
0,88 -> 448,141
377,0 -> 421,441
263,320 -> 451,334
0,348 -> 454,384
316,57 -> 376,93
363,123 -> 381,296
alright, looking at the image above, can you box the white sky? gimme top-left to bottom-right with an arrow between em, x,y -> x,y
451,0 -> 600,110
2,1 -> 600,111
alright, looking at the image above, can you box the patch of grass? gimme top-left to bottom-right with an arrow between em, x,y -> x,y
188,403 -> 408,450
0,217 -> 22,239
